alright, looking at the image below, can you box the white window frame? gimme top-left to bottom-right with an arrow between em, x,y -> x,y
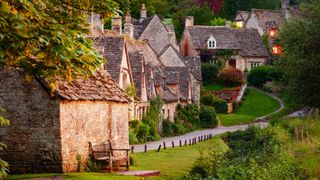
207,36 -> 216,49
250,62 -> 261,69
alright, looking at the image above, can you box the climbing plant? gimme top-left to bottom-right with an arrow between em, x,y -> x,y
0,107 -> 9,179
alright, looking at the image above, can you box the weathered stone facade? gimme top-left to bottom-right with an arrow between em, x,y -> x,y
0,68 -> 129,173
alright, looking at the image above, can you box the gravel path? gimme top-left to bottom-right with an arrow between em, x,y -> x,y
131,87 -> 285,153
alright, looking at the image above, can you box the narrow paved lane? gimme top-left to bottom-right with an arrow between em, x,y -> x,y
131,122 -> 267,153
131,88 -> 284,153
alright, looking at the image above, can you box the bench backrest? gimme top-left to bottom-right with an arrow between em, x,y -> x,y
89,141 -> 113,159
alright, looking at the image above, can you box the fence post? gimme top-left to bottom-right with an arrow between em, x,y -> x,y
163,142 -> 166,150
189,139 -> 191,146
179,140 -> 182,147
306,130 -> 310,144
185,140 -> 187,146
157,145 -> 161,152
172,141 -> 175,148
131,146 -> 134,153
144,144 -> 147,153
301,130 -> 304,142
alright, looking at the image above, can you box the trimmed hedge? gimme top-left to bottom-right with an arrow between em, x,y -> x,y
213,99 -> 228,113
201,64 -> 220,85
200,105 -> 218,128
247,65 -> 283,88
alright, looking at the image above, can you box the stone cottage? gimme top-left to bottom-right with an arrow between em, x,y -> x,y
234,0 -> 301,35
180,17 -> 269,71
0,67 -> 129,173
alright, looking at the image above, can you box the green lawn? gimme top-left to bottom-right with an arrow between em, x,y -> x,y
7,138 -> 227,180
204,83 -> 236,91
219,88 -> 280,126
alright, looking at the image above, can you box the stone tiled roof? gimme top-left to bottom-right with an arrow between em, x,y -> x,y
165,67 -> 190,100
236,11 -> 250,21
128,51 -> 144,98
54,69 -> 128,102
132,17 -> 154,39
164,68 -> 179,84
233,29 -> 269,57
187,26 -> 241,50
183,56 -> 202,81
250,9 -> 285,33
162,88 -> 179,102
92,36 -> 125,83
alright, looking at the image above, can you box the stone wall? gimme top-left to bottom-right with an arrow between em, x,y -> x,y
0,68 -> 62,173
162,102 -> 178,122
191,75 -> 201,107
238,57 -> 268,71
59,101 -> 129,172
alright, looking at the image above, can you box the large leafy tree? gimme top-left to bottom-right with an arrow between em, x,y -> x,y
277,0 -> 320,107
0,0 -> 119,87
0,107 -> 9,178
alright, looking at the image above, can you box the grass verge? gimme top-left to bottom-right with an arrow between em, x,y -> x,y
7,138 -> 227,180
219,88 -> 280,126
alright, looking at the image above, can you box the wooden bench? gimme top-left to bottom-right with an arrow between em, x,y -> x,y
89,140 -> 130,172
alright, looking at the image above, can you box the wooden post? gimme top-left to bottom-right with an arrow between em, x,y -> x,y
198,137 -> 200,142
163,142 -> 166,150
144,144 -> 147,153
131,146 -> 134,153
294,127 -> 298,142
189,139 -> 191,146
204,135 -> 207,141
172,141 -> 175,148
201,136 -> 203,142
157,145 -> 161,152
179,140 -> 182,147
301,130 -> 304,142
306,130 -> 310,144
185,140 -> 187,146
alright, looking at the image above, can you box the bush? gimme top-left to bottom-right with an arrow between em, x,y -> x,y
200,105 -> 218,128
213,99 -> 228,114
200,93 -> 216,107
201,64 -> 220,85
162,120 -> 174,137
218,68 -> 244,86
136,122 -> 150,143
176,104 -> 200,130
189,126 -> 300,179
247,65 -> 283,88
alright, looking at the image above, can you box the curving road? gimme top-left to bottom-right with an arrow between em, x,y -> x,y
131,87 -> 284,153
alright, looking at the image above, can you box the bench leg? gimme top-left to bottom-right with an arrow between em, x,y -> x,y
108,159 -> 112,173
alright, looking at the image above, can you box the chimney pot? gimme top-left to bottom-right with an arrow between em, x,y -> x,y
124,13 -> 134,38
112,13 -> 122,35
185,16 -> 194,28
140,3 -> 147,21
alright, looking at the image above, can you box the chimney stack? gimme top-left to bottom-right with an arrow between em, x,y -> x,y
226,20 -> 231,28
112,13 -> 122,35
185,16 -> 194,28
88,13 -> 104,31
140,3 -> 147,22
124,12 -> 134,38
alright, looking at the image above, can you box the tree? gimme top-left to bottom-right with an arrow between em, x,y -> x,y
0,108 -> 9,178
277,0 -> 320,108
0,0 -> 119,88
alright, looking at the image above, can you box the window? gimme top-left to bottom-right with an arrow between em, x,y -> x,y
236,21 -> 243,28
207,36 -> 216,49
250,62 -> 260,69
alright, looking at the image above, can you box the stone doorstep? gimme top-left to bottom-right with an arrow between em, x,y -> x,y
116,170 -> 160,177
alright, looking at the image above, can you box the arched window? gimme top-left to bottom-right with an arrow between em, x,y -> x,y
207,36 -> 216,49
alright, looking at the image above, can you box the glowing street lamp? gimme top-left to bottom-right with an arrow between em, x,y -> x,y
269,28 -> 277,38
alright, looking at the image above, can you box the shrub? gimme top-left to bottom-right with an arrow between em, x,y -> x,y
200,93 -> 216,107
213,99 -> 228,114
200,105 -> 218,128
176,104 -> 200,130
162,120 -> 174,137
136,122 -> 150,143
142,97 -> 163,141
201,64 -> 220,85
218,68 -> 244,86
247,65 -> 283,88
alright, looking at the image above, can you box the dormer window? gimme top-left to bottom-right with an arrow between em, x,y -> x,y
207,36 -> 216,49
